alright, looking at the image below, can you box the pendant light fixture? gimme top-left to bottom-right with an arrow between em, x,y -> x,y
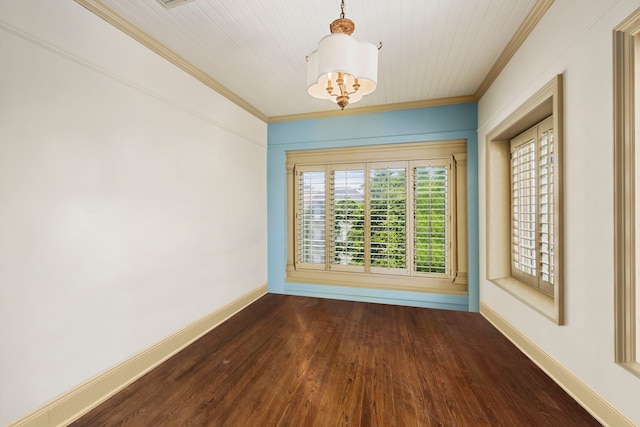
306,0 -> 380,110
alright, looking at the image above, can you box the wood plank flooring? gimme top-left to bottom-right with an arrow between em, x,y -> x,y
71,294 -> 600,426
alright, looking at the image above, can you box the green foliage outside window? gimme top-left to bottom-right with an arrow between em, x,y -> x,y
332,165 -> 447,274
414,166 -> 447,274
333,198 -> 365,266
369,168 -> 407,269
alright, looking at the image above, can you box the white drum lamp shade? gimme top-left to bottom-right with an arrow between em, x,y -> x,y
306,1 -> 380,110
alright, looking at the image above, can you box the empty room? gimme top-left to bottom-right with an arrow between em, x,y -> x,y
1,0 -> 640,425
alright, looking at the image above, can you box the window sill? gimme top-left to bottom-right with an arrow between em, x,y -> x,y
490,277 -> 561,324
287,269 -> 468,295
617,361 -> 640,379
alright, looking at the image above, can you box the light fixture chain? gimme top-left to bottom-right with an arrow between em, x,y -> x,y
340,0 -> 345,19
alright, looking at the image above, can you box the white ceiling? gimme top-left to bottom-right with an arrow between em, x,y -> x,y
83,0 -> 541,120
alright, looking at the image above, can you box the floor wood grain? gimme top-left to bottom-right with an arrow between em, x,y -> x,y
71,294 -> 600,426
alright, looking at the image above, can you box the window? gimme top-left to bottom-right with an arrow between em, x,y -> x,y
286,141 -> 467,294
614,7 -> 640,377
486,75 -> 564,324
510,117 -> 555,296
297,168 -> 326,266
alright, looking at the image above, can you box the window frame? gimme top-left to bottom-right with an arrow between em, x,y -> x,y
510,117 -> 555,296
286,141 -> 468,294
613,7 -> 640,378
329,163 -> 367,273
295,165 -> 329,270
412,158 -> 454,278
485,74 -> 564,324
367,161 -> 411,276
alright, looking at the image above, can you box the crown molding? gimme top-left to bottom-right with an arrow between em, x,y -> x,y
75,0 -> 550,123
474,0 -> 554,100
74,0 -> 269,123
268,95 -> 478,123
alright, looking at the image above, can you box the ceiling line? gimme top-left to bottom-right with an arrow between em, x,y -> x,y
75,0 -> 552,124
74,0 -> 270,123
474,0 -> 555,100
268,96 -> 478,123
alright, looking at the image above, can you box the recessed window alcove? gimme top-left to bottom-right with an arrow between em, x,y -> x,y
485,75 -> 564,324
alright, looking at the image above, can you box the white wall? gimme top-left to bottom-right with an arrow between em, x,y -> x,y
478,0 -> 640,424
0,1 -> 267,424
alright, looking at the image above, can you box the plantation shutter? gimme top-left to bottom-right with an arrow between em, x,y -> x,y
510,116 -> 555,294
297,168 -> 326,266
413,163 -> 449,275
538,119 -> 554,294
511,132 -> 537,286
331,167 -> 365,271
369,165 -> 407,274
287,141 -> 468,292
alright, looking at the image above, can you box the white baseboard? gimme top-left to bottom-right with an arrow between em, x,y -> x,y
480,302 -> 634,427
9,284 -> 268,427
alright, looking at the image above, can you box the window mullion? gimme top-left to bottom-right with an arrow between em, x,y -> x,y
324,165 -> 332,270
536,127 -> 542,290
407,161 -> 415,276
364,163 -> 371,273
448,156 -> 456,279
293,167 -> 300,269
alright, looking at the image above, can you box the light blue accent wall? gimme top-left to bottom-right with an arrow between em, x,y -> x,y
267,103 -> 479,312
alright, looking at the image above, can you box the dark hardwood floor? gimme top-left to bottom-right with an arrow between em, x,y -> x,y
71,294 -> 600,426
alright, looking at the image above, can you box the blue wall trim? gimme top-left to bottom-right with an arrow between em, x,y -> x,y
267,103 -> 479,312
284,283 -> 469,312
